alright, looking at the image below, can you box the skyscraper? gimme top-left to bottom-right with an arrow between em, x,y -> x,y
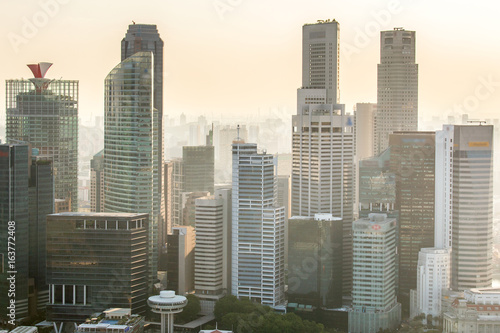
435,125 -> 493,291
0,144 -> 30,322
231,138 -> 285,306
6,62 -> 78,210
104,51 -> 160,286
122,23 -> 164,204
46,212 -> 149,322
0,144 -> 54,322
183,146 -> 215,194
349,213 -> 401,333
374,28 -> 418,155
288,214 -> 343,308
389,131 -> 435,313
293,22 -> 354,296
90,149 -> 104,212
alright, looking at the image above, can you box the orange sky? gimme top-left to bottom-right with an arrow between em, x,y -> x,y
0,0 -> 499,125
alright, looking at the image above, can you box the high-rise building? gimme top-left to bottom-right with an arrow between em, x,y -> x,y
104,51 -> 160,286
6,62 -> 78,210
435,125 -> 493,291
122,23 -> 164,211
355,103 -> 376,161
0,144 -> 30,322
216,125 -> 248,183
349,213 -> 401,333
293,20 -> 354,297
46,212 -> 149,322
90,149 -> 104,212
28,152 -> 54,314
288,214 -> 343,309
166,226 -> 195,295
374,28 -> 418,155
0,144 -> 54,323
194,189 -> 232,314
277,175 -> 291,264
183,146 -> 214,194
410,248 -> 450,319
389,131 -> 435,313
301,19 -> 339,104
231,138 -> 285,306
358,148 -> 396,218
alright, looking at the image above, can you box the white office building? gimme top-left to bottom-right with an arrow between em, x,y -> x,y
231,137 -> 285,306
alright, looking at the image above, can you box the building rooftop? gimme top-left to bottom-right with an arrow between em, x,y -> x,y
48,212 -> 148,218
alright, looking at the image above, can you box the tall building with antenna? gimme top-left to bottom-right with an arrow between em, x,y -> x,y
231,127 -> 285,306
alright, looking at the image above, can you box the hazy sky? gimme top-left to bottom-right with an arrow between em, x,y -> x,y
1,0 -> 499,125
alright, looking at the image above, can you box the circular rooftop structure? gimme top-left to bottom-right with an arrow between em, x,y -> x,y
148,290 -> 187,314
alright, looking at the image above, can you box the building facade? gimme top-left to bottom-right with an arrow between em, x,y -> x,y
436,125 -> 494,291
46,213 -> 149,322
90,150 -> 104,212
231,140 -> 285,306
349,213 -> 401,333
166,226 -> 195,295
389,131 -> 435,313
6,63 -> 78,210
288,214 -> 343,309
104,51 -> 160,286
374,28 -> 418,155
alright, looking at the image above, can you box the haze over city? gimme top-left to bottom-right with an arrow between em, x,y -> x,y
0,0 -> 499,128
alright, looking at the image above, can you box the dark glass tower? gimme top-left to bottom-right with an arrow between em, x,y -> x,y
0,144 -> 30,322
46,212 -> 149,322
389,131 -> 435,315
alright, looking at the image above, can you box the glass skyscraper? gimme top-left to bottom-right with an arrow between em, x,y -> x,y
104,51 -> 160,287
6,63 -> 78,210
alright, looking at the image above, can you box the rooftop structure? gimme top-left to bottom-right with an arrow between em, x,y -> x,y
148,291 -> 187,333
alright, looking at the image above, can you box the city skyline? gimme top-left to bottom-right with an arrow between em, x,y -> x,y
0,0 -> 499,133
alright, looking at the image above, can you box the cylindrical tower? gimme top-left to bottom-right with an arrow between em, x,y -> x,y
148,290 -> 187,333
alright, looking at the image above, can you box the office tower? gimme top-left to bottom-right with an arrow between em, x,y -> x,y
183,146 -> 215,194
6,63 -> 78,210
171,146 -> 215,226
104,51 -> 160,286
355,103 -> 376,161
171,158 -> 184,226
28,153 -> 54,314
277,175 -> 290,264
374,28 -> 418,155
231,139 -> 285,306
435,125 -> 493,290
292,103 -> 354,295
166,226 -> 195,295
349,214 -> 401,333
216,125 -> 248,182
194,189 -> 232,314
181,191 -> 210,226
293,20 -> 354,297
288,214 -> 343,308
90,149 -> 104,212
122,23 -> 164,211
301,19 -> 339,104
389,131 -> 435,313
410,248 -> 450,319
161,161 -> 173,246
358,149 -> 396,218
0,144 -> 30,322
46,212 -> 149,322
